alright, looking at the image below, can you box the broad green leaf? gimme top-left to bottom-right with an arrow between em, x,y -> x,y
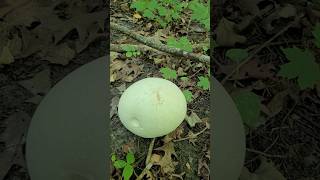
197,76 -> 210,90
126,151 -> 135,164
183,90 -> 193,102
278,47 -> 320,89
226,48 -> 248,63
178,37 -> 193,52
233,91 -> 261,129
123,165 -> 134,180
130,0 -> 147,11
157,6 -> 167,16
126,51 -> 133,57
114,160 -> 127,169
122,45 -> 135,52
188,0 -> 210,30
160,67 -> 177,80
167,36 -> 193,52
148,0 -> 158,11
143,9 -> 155,19
111,154 -> 116,162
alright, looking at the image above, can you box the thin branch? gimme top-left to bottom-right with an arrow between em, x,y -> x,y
221,14 -> 304,85
110,44 -> 167,55
110,43 -> 208,54
110,22 -> 210,64
173,127 -> 208,142
145,138 -> 155,166
246,148 -> 287,158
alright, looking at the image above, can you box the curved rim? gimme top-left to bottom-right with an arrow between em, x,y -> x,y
212,77 -> 246,180
26,57 -> 108,180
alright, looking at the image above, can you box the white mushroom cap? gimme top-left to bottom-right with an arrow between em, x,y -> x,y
117,77 -> 187,138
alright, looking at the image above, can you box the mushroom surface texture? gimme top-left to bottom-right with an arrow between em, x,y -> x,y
117,77 -> 187,138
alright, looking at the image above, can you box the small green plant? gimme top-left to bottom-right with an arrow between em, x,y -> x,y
167,36 -> 193,52
188,0 -> 210,30
278,47 -> 320,89
226,48 -> 248,63
130,0 -> 187,27
122,45 -> 141,57
197,76 -> 210,90
112,152 -> 135,180
183,89 -> 193,102
160,67 -> 177,80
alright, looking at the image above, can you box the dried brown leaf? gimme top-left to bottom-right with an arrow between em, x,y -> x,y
39,43 -> 75,65
239,157 -> 286,180
0,45 -> 14,65
185,112 -> 202,127
154,142 -> 178,175
0,112 -> 31,179
216,18 -> 247,47
18,68 -> 51,95
267,90 -> 289,117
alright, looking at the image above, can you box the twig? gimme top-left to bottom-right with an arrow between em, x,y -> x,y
136,162 -> 153,180
111,43 -> 162,54
246,148 -> 287,158
221,14 -> 304,85
110,43 -> 208,54
110,22 -> 210,64
136,138 -> 156,180
173,127 -> 208,142
145,138 -> 155,166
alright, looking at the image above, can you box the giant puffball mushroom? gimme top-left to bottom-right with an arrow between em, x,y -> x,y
118,77 -> 187,138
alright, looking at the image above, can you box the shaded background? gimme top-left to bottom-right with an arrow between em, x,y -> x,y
0,0 -> 107,179
213,0 -> 320,179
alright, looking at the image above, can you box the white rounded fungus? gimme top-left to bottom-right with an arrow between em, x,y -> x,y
117,77 -> 187,138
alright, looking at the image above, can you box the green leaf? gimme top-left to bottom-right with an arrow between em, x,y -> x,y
278,47 -> 320,89
148,0 -> 158,11
178,37 -> 193,52
226,48 -> 248,63
122,45 -> 135,52
167,37 -> 178,47
180,76 -> 189,82
183,90 -> 193,102
197,76 -> 210,90
233,91 -> 261,129
167,36 -> 193,52
130,0 -> 147,11
126,151 -> 135,164
122,165 -> 134,180
188,0 -> 210,30
114,160 -> 127,169
126,51 -> 133,57
111,154 -> 116,162
143,9 -> 155,19
157,6 -> 168,16
312,22 -> 320,48
160,67 -> 177,80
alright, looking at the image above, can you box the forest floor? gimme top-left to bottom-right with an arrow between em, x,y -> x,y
110,0 -> 210,179
214,0 -> 320,179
